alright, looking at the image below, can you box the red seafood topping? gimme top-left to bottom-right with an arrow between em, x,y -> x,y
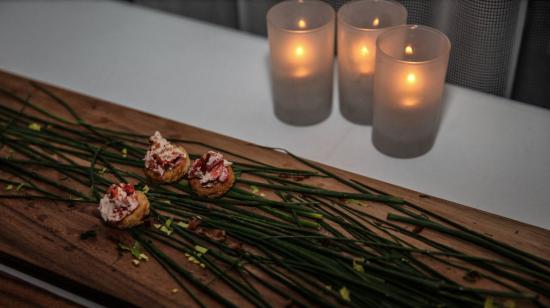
189,151 -> 232,185
144,131 -> 187,176
99,183 -> 139,223
109,183 -> 135,198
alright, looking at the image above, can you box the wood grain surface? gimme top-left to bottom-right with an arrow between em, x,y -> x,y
0,271 -> 79,308
0,69 -> 548,307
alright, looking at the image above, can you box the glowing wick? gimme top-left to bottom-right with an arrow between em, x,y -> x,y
407,73 -> 416,84
360,46 -> 369,57
405,45 -> 413,55
372,17 -> 380,27
295,46 -> 305,57
298,19 -> 307,29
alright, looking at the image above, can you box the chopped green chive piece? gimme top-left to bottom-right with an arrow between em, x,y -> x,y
118,243 -> 131,252
195,245 -> 208,254
176,221 -> 189,229
160,225 -> 173,236
345,199 -> 364,206
352,258 -> 364,272
142,185 -> 150,194
339,286 -> 351,302
138,253 -> 149,261
120,242 -> 148,262
28,122 -> 42,131
130,242 -> 142,259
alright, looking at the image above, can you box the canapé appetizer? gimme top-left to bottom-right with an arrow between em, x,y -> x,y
98,183 -> 150,229
188,151 -> 235,198
144,131 -> 190,183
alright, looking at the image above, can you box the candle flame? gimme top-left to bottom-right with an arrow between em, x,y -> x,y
360,46 -> 369,57
405,45 -> 413,55
372,17 -> 380,27
295,45 -> 305,57
407,73 -> 416,84
298,19 -> 307,29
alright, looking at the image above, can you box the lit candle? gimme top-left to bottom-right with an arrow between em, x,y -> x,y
337,0 -> 407,125
267,0 -> 335,125
286,28 -> 314,79
372,25 -> 451,157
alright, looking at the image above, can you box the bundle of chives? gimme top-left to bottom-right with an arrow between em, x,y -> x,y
0,83 -> 548,307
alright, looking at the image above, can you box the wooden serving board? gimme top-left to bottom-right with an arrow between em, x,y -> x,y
0,69 -> 549,307
0,271 -> 77,308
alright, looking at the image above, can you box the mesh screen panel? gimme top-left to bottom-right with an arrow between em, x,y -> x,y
398,0 -> 435,25
512,1 -> 550,109
322,0 -> 524,97
444,0 -> 522,96
321,0 -> 434,24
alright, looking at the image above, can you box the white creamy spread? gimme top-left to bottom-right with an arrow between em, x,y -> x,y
144,131 -> 186,176
98,183 -> 139,223
189,151 -> 232,187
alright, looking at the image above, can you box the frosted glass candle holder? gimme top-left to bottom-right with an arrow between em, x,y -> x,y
337,0 -> 406,125
267,0 -> 335,126
372,25 -> 451,157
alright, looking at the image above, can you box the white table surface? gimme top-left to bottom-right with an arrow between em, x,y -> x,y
1,1 -> 549,230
